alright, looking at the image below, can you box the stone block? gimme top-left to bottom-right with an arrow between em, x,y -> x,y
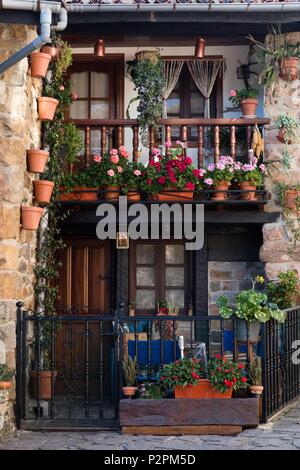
0,137 -> 26,166
0,321 -> 16,351
0,204 -> 20,239
221,281 -> 238,292
263,223 -> 288,242
0,301 -> 16,322
0,272 -> 23,299
209,270 -> 233,280
0,339 -> 5,363
0,241 -> 19,270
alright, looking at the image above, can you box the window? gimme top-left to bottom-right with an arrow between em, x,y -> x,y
130,242 -> 192,315
166,62 -> 222,141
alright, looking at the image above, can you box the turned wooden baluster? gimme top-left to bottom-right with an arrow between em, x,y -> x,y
109,127 -> 113,150
165,125 -> 171,156
85,126 -> 91,166
246,125 -> 252,155
101,126 -> 107,156
117,126 -> 123,149
149,126 -> 155,161
198,125 -> 204,168
132,125 -> 139,162
230,125 -> 236,160
214,125 -> 220,163
181,125 -> 188,157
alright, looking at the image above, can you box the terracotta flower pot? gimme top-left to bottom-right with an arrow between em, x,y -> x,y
175,379 -> 232,399
279,57 -> 299,81
276,128 -> 292,145
211,181 -> 231,201
41,45 -> 60,62
30,370 -> 57,400
0,381 -> 12,390
60,186 -> 98,202
104,185 -> 120,201
285,189 -> 300,212
240,99 -> 258,118
239,181 -> 257,201
157,188 -> 194,201
30,52 -> 51,78
34,180 -> 54,204
126,190 -> 141,202
21,206 -> 44,230
249,385 -> 264,396
122,386 -> 137,397
27,149 -> 49,173
38,97 -> 59,121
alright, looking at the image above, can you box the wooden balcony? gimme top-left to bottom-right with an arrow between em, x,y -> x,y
66,117 -> 270,168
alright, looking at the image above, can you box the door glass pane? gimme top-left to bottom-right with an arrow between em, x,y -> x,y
91,72 -> 109,98
136,289 -> 155,309
71,72 -> 89,98
166,267 -> 184,287
191,92 -> 205,115
91,100 -> 109,119
137,267 -> 155,287
167,92 -> 180,115
136,245 -> 155,264
69,101 -> 89,119
90,129 -> 101,155
166,245 -> 184,264
166,289 -> 185,308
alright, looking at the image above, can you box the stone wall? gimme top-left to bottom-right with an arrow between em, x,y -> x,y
261,32 -> 300,281
0,24 -> 40,436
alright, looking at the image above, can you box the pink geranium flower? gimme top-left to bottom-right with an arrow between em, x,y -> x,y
110,148 -> 118,156
107,169 -> 115,177
152,148 -> 160,155
59,85 -> 65,91
204,178 -> 214,186
134,169 -> 141,176
208,163 -> 215,172
165,141 -> 172,148
110,155 -> 119,164
93,154 -> 102,163
229,89 -> 237,97
119,146 -> 126,153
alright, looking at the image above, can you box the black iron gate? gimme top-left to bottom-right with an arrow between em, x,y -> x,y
16,302 -> 122,429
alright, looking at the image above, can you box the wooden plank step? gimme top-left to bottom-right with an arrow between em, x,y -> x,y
122,425 -> 243,436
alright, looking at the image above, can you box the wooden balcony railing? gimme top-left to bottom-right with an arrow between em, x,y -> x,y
66,118 -> 270,168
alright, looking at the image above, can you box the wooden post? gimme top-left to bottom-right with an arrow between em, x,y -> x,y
198,125 -> 204,168
101,126 -> 107,157
133,125 -> 139,162
85,126 -> 90,166
214,125 -> 220,163
230,125 -> 236,160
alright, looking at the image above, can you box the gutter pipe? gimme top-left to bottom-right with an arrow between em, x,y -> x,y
0,1 -> 67,75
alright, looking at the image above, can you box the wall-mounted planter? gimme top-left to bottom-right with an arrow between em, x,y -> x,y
104,185 -> 120,201
157,189 -> 194,202
285,189 -> 300,211
126,190 -> 141,202
30,52 -> 51,79
240,99 -> 258,118
41,45 -> 60,62
34,180 -> 54,204
38,97 -> 59,121
27,149 -> 49,173
21,206 -> 44,230
59,186 -> 98,202
279,57 -> 299,81
276,128 -> 293,145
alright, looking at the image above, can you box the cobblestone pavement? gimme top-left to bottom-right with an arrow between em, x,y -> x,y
1,399 -> 300,450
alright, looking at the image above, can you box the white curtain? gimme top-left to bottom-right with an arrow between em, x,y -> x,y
162,60 -> 184,118
187,59 -> 222,118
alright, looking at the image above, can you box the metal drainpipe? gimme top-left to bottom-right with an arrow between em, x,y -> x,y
0,5 -> 67,75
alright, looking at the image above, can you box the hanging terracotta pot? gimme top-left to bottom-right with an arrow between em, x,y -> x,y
276,128 -> 293,145
21,206 -> 44,230
279,57 -> 299,81
30,52 -> 51,78
175,379 -> 232,399
41,45 -> 60,62
211,181 -> 231,201
59,186 -> 98,202
239,181 -> 257,201
27,149 -> 49,173
34,180 -> 54,204
38,97 -> 59,121
240,99 -> 258,118
126,190 -> 141,202
104,185 -> 120,201
285,189 -> 300,211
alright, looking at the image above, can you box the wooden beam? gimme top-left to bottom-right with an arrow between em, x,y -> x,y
122,425 -> 243,436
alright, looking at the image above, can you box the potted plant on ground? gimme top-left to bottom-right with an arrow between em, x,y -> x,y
234,156 -> 266,201
0,364 -> 14,390
159,356 -> 247,399
248,356 -> 264,396
205,156 -> 235,201
122,355 -> 137,398
275,115 -> 299,170
141,143 -> 203,201
27,149 -> 49,173
30,51 -> 51,79
229,88 -> 259,117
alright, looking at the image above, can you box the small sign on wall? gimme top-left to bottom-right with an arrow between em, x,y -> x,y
116,232 -> 129,249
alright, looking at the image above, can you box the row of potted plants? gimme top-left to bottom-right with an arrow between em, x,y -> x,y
60,144 -> 266,202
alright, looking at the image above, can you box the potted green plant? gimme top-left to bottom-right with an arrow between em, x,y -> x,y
122,355 -> 137,397
276,181 -> 300,212
275,115 -> 299,170
248,356 -> 263,396
159,356 -> 247,399
229,88 -> 259,117
126,50 -> 165,144
266,270 -> 298,309
205,156 -> 235,200
0,364 -> 14,390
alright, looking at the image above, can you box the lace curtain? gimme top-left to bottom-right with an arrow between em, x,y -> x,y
162,60 -> 184,118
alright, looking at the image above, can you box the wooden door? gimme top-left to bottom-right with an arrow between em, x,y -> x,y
55,238 -> 113,398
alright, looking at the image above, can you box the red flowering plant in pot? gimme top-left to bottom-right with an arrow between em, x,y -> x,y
205,156 -> 235,200
140,142 -> 204,200
206,355 -> 247,397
